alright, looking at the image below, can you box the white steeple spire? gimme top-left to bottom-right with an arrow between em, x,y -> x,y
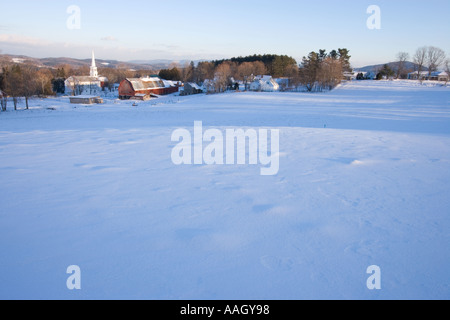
90,50 -> 98,78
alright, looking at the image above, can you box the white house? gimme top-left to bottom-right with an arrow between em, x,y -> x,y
433,71 -> 449,82
181,82 -> 203,96
407,71 -> 429,80
65,51 -> 108,95
408,71 -> 448,81
250,75 -> 280,92
274,77 -> 290,90
343,71 -> 357,80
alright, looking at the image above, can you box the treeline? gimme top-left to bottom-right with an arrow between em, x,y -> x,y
158,54 -> 299,87
0,63 -> 155,111
1,64 -> 54,110
213,54 -> 298,78
410,46 -> 449,82
53,64 -> 155,90
371,46 -> 448,81
159,51 -> 351,93
299,49 -> 351,92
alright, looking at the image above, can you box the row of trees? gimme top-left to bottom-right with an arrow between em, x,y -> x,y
103,51 -> 349,94
0,64 -> 54,110
413,46 -> 447,79
1,51 -> 352,110
0,63 -> 157,111
158,54 -> 299,89
213,54 -> 299,78
52,64 -> 156,91
158,51 -> 351,93
389,46 -> 447,80
298,49 -> 351,92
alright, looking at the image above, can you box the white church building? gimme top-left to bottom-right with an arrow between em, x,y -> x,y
65,51 -> 108,96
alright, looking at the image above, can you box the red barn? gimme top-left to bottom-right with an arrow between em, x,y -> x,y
118,77 -> 179,100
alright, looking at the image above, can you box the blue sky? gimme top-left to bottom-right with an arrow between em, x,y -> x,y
0,0 -> 449,67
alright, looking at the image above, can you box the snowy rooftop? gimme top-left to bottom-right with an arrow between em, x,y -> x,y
162,80 -> 178,88
254,75 -> 273,81
408,71 -> 448,76
69,95 -> 101,99
187,82 -> 202,90
127,77 -> 165,90
66,76 -> 103,83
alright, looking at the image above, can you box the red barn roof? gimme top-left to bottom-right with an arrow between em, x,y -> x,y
119,77 -> 179,99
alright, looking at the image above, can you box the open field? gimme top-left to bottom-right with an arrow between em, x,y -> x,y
0,80 -> 449,299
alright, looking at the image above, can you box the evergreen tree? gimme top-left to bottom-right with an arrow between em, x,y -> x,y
213,54 -> 297,78
52,78 -> 66,94
380,64 -> 395,78
299,51 -> 320,92
338,48 -> 352,72
159,67 -> 181,81
329,50 -> 338,60
299,48 -> 351,91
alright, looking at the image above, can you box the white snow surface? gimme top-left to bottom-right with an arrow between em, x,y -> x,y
0,80 -> 449,300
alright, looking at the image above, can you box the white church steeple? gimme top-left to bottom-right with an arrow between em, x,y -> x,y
90,50 -> 98,78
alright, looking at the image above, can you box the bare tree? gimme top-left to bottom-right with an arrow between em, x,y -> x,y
413,46 -> 427,81
6,65 -> 24,110
36,68 -> 53,96
0,67 -> 7,111
444,58 -> 450,85
236,62 -> 254,90
21,65 -> 39,109
426,46 -> 446,77
396,52 -> 409,79
181,61 -> 195,83
196,61 -> 215,84
252,61 -> 267,77
299,52 -> 320,92
0,95 -> 6,111
0,86 -> 6,111
299,49 -> 347,92
214,62 -> 232,93
318,57 -> 343,90
236,61 -> 267,90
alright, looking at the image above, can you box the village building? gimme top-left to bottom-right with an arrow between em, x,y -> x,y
274,78 -> 291,90
407,71 -> 430,80
130,93 -> 151,101
69,95 -> 104,105
181,82 -> 203,96
118,76 -> 179,100
343,71 -> 359,81
65,51 -> 108,96
249,75 -> 280,92
407,71 -> 448,81
202,78 -> 219,93
432,71 -> 449,82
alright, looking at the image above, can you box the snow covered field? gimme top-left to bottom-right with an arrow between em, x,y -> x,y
0,80 -> 449,300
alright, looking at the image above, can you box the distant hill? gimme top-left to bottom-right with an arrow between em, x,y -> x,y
128,59 -> 208,69
2,54 -> 432,76
354,61 -> 427,74
0,54 -> 190,71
